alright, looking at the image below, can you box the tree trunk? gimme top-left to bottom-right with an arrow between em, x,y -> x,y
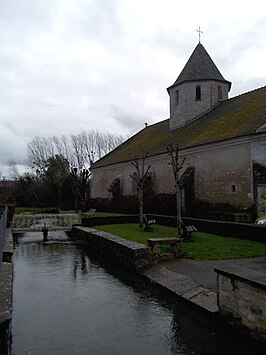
176,182 -> 182,237
74,190 -> 79,213
139,188 -> 144,227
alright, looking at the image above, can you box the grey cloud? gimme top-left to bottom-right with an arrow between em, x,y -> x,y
109,104 -> 149,133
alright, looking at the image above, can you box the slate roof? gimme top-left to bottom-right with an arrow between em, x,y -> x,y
92,86 -> 266,169
168,43 -> 231,91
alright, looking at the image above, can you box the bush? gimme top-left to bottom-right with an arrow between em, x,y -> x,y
86,194 -> 176,215
190,200 -> 255,222
85,196 -> 139,214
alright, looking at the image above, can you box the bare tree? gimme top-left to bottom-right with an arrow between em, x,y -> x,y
71,134 -> 86,169
27,136 -> 55,173
167,143 -> 185,237
130,155 -> 151,227
70,166 -> 90,213
7,159 -> 20,180
27,130 -> 125,174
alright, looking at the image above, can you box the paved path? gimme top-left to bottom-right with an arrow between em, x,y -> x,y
162,257 -> 266,292
142,256 -> 266,314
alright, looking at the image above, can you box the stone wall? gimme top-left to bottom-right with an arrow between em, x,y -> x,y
91,137 -> 256,209
215,266 -> 266,342
71,226 -> 152,271
169,80 -> 229,130
71,226 -> 181,270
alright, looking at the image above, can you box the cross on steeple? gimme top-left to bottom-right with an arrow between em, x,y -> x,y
196,26 -> 203,43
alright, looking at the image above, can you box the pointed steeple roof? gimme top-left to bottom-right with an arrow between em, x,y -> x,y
168,43 -> 231,90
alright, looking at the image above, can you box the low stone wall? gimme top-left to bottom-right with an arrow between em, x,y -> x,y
215,266 -> 266,342
0,228 -> 13,354
71,226 -> 153,271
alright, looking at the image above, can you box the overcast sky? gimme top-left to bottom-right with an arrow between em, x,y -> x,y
0,0 -> 265,177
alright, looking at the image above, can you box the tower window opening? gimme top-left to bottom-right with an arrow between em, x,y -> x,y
231,184 -> 236,193
175,90 -> 179,105
218,85 -> 222,100
196,85 -> 201,101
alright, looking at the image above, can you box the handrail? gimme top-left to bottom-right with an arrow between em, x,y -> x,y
0,206 -> 8,267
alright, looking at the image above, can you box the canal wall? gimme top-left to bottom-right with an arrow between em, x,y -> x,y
215,266 -> 266,342
0,228 -> 13,354
74,220 -> 266,343
71,226 -> 153,271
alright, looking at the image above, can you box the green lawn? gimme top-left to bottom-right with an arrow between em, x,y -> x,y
15,207 -> 58,214
94,223 -> 266,260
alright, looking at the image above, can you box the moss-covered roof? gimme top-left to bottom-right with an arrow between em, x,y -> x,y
93,86 -> 266,169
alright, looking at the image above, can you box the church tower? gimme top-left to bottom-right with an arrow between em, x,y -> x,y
167,43 -> 231,130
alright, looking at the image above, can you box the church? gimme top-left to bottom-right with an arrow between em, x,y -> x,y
90,42 -> 266,220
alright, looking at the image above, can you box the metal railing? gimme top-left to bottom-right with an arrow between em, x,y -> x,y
0,206 -> 8,267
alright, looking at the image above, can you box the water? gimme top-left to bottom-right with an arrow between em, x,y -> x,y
11,232 -> 190,355
11,232 -> 265,355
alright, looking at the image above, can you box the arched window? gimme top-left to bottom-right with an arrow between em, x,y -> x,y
195,85 -> 201,101
108,178 -> 120,199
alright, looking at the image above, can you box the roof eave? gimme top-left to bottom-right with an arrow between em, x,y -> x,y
167,78 -> 232,93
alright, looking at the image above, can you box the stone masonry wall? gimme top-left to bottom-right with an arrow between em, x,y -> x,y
71,226 -> 152,271
91,138 -> 254,209
169,80 -> 229,130
215,266 -> 266,341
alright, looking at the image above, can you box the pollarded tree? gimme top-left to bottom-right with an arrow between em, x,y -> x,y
167,143 -> 185,237
130,155 -> 151,227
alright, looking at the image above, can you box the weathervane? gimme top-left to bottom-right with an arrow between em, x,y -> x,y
196,26 -> 203,43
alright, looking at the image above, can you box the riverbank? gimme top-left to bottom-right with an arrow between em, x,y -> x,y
1,224 -> 265,352
71,225 -> 266,344
0,228 -> 13,353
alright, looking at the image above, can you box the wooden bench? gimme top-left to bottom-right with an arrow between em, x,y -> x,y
143,215 -> 156,231
181,222 -> 197,242
82,208 -> 97,216
147,238 -> 181,257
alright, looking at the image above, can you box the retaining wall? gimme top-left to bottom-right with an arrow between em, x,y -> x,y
71,226 -> 152,271
215,266 -> 266,342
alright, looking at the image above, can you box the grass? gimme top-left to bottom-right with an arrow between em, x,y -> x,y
181,232 -> 266,260
255,214 -> 266,223
15,207 -> 58,214
85,211 -> 128,217
94,223 -> 266,260
14,207 -> 128,218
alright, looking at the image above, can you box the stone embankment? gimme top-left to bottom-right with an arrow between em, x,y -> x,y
71,226 -> 217,313
0,228 -> 13,353
71,225 -> 266,343
71,226 -> 152,270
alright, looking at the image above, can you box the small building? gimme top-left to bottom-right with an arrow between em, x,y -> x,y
90,43 -> 266,219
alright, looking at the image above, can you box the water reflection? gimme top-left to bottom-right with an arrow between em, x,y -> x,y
11,232 -> 265,355
11,232 -> 191,355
